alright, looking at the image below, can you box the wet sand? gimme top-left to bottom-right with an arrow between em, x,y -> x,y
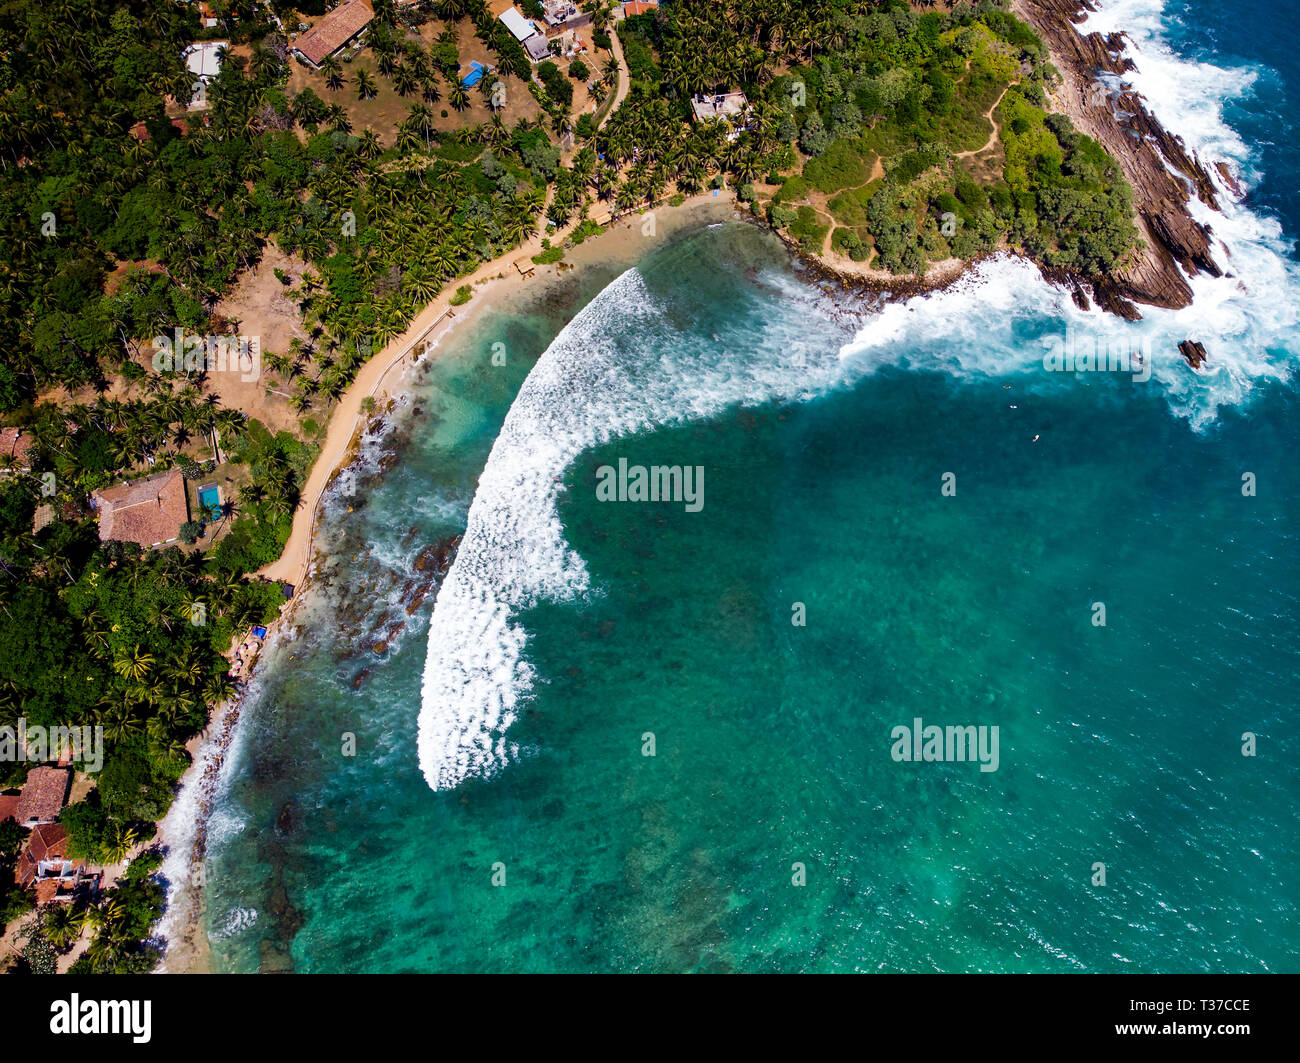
159,192 -> 744,973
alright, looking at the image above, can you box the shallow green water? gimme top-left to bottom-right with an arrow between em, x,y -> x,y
194,216 -> 1298,973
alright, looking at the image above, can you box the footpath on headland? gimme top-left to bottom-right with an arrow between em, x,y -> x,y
255,1 -> 1236,597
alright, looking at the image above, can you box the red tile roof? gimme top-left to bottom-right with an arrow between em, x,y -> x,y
15,766 -> 70,826
294,0 -> 374,66
0,426 -> 35,468
0,794 -> 18,823
33,879 -> 61,904
16,823 -> 82,888
623,0 -> 658,14
129,117 -> 190,142
92,468 -> 189,547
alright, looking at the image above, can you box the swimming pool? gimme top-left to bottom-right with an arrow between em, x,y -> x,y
197,483 -> 221,521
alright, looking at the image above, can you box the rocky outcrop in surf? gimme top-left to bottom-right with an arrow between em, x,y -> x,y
1013,0 -> 1227,316
1178,339 -> 1209,368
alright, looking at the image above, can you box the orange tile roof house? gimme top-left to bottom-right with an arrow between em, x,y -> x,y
292,0 -> 375,68
15,824 -> 89,901
622,1 -> 659,16
0,426 -> 35,470
15,766 -> 71,827
91,468 -> 190,548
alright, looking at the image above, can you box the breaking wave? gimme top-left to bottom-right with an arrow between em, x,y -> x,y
843,0 -> 1299,428
417,268 -> 850,790
419,0 -> 1299,791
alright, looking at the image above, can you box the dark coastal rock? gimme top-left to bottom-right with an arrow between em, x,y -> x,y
1215,161 -> 1245,198
1013,0 -> 1225,313
372,640 -> 388,656
1178,340 -> 1209,369
1090,277 -> 1143,321
413,534 -> 461,576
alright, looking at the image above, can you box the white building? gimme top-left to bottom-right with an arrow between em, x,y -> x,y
498,5 -> 536,42
184,40 -> 226,82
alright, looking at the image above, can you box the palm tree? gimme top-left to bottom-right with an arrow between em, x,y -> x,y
322,56 -> 345,92
112,645 -> 154,683
44,905 -> 82,950
355,70 -> 379,102
358,127 -> 383,160
406,103 -> 438,150
103,705 -> 146,743
377,49 -> 400,79
202,672 -> 236,708
87,897 -> 126,932
393,65 -> 419,98
101,822 -> 140,865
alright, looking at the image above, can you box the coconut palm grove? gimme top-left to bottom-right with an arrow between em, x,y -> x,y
0,0 -> 1147,974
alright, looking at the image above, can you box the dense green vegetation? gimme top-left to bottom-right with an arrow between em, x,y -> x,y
595,0 -> 1137,276
762,3 -> 1138,273
0,0 -> 1143,971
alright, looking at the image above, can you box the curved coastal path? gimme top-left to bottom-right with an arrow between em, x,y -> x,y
955,86 -> 1010,160
599,27 -> 632,131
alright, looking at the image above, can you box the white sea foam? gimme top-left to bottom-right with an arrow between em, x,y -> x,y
153,641 -> 276,970
842,0 -> 1298,428
419,0 -> 1298,791
213,906 -> 258,940
417,270 -> 846,790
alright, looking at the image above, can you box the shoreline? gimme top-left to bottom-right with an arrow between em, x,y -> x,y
248,0 -> 1243,603
157,192 -> 745,973
253,191 -> 745,595
154,0 -> 1237,972
1011,0 -> 1229,317
768,0 -> 1234,325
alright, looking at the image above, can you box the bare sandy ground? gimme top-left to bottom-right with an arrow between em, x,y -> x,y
209,244 -> 313,436
255,190 -> 741,592
162,192 -> 742,973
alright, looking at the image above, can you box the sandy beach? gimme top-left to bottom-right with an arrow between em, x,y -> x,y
160,191 -> 744,973
254,191 -> 743,594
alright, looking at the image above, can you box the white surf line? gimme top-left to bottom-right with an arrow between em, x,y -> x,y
417,266 -> 851,792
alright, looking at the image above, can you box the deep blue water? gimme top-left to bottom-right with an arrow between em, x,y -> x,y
184,0 -> 1300,972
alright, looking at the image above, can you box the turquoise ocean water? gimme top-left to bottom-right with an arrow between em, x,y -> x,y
179,0 -> 1299,972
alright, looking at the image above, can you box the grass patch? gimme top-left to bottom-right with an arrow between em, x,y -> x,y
789,205 -> 830,251
774,174 -> 811,204
436,139 -> 484,163
803,139 -> 872,194
888,145 -> 948,185
828,190 -> 865,227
